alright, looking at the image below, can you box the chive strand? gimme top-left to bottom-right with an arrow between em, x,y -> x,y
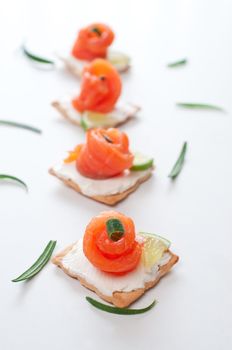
167,58 -> 187,68
12,241 -> 56,282
0,120 -> 42,134
176,102 -> 224,112
86,297 -> 157,315
168,142 -> 187,179
0,174 -> 28,191
22,46 -> 55,65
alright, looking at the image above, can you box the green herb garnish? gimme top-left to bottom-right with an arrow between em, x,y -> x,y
12,240 -> 56,282
86,297 -> 157,315
167,58 -> 187,68
130,153 -> 154,171
80,118 -> 88,131
168,142 -> 187,179
99,76 -> 106,81
0,174 -> 28,191
0,120 -> 42,134
22,46 -> 55,65
91,27 -> 101,36
106,218 -> 124,241
176,103 -> 224,112
103,134 -> 113,143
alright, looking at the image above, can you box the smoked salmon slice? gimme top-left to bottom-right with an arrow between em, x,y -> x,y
83,211 -> 142,274
72,59 -> 122,114
72,128 -> 134,179
72,23 -> 114,61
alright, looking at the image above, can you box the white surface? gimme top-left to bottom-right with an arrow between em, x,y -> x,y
0,0 -> 232,349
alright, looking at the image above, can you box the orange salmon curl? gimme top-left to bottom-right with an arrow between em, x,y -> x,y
72,59 -> 122,114
75,128 -> 134,179
72,23 -> 114,61
83,211 -> 142,274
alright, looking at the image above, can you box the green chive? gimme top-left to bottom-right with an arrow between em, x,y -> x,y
167,58 -> 187,68
22,46 -> 55,65
103,134 -> 113,143
176,103 -> 224,112
86,297 -> 157,315
91,27 -> 101,36
12,241 -> 56,282
0,174 -> 28,191
168,142 -> 187,179
0,120 -> 42,134
106,218 -> 125,241
80,118 -> 88,131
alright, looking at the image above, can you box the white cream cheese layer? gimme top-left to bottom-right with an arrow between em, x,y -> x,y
60,54 -> 85,76
61,238 -> 171,296
54,99 -> 138,127
51,162 -> 152,197
58,50 -> 130,76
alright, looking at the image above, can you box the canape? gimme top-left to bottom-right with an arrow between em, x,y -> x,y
52,59 -> 139,129
58,23 -> 130,78
52,211 -> 179,308
49,128 -> 154,205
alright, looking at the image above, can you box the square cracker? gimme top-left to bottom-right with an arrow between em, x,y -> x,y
51,100 -> 140,129
59,54 -> 130,79
49,167 -> 152,206
52,243 -> 179,308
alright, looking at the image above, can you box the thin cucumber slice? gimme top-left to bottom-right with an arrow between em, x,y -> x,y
131,153 -> 154,171
107,51 -> 130,70
81,111 -> 118,130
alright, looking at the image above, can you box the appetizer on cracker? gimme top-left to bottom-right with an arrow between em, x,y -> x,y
58,23 -> 130,77
49,127 -> 153,205
52,59 -> 139,129
53,211 -> 179,308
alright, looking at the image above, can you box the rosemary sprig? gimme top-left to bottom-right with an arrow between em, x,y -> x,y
12,241 -> 56,282
22,46 -> 55,65
168,142 -> 187,179
176,103 -> 224,112
0,174 -> 28,191
0,120 -> 42,134
86,297 -> 157,315
167,58 -> 187,68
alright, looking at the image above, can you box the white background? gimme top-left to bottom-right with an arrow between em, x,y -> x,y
0,0 -> 232,349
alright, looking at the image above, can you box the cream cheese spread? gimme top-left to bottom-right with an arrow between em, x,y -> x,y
51,161 -> 152,197
58,51 -> 130,76
61,238 -> 171,296
55,98 -> 138,127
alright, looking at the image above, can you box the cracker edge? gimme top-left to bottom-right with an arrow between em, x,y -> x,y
51,100 -> 140,128
60,56 -> 130,78
49,167 -> 152,205
52,243 -> 179,308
